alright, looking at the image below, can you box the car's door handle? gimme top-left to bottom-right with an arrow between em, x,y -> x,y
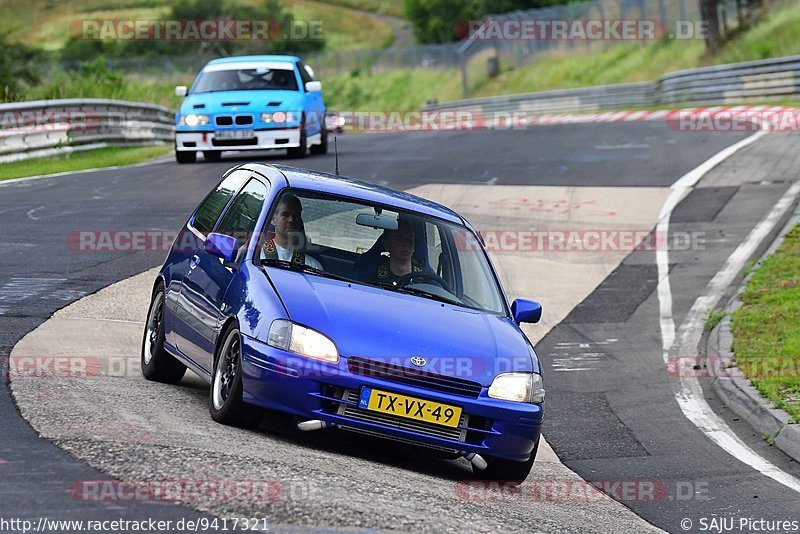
189,254 -> 200,269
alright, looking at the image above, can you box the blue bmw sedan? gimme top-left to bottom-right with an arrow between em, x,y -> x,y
142,163 -> 545,481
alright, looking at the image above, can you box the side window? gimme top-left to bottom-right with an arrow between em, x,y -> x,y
192,170 -> 250,235
216,179 -> 268,251
297,61 -> 313,85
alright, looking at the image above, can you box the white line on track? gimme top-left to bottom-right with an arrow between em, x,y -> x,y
656,130 -> 800,493
0,157 -> 173,187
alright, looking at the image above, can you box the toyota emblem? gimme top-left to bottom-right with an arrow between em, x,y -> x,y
410,356 -> 427,367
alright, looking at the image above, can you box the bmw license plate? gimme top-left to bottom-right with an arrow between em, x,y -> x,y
359,387 -> 462,428
215,129 -> 255,140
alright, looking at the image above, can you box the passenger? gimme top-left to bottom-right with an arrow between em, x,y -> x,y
362,218 -> 423,286
261,194 -> 323,270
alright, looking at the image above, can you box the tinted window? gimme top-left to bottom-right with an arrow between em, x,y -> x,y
216,179 -> 268,250
192,171 -> 250,235
193,68 -> 298,93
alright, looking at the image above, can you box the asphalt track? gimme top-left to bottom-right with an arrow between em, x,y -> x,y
2,123 -> 800,532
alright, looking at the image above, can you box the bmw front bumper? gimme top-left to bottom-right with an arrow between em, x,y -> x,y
175,128 -> 302,151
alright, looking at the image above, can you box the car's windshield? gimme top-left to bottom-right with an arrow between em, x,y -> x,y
256,190 -> 507,314
192,67 -> 298,93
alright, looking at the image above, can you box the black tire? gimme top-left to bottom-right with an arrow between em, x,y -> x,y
287,116 -> 308,158
175,150 -> 196,164
203,150 -> 222,162
309,129 -> 328,155
141,284 -> 187,384
472,438 -> 539,483
209,324 -> 263,428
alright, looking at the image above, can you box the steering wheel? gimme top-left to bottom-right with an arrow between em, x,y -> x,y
395,271 -> 451,292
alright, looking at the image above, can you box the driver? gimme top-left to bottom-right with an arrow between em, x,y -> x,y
261,193 -> 323,270
362,218 -> 423,286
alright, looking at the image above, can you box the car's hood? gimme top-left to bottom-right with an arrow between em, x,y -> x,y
262,269 -> 536,384
180,90 -> 304,115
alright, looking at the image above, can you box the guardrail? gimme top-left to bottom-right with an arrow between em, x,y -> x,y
0,99 -> 174,164
425,82 -> 655,115
424,54 -> 800,115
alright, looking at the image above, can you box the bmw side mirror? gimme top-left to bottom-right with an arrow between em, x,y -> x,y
305,81 -> 322,92
205,233 -> 238,263
511,299 -> 542,324
175,85 -> 188,97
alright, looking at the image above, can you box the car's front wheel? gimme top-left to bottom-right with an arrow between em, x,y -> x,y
175,150 -> 196,164
209,325 -> 263,427
287,116 -> 308,158
309,129 -> 328,155
141,284 -> 187,384
473,438 -> 539,483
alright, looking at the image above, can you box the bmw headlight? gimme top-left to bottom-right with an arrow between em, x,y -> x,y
179,114 -> 209,126
260,111 -> 301,124
267,319 -> 338,363
488,372 -> 545,403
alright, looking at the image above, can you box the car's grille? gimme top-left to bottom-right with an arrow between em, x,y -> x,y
212,138 -> 258,147
347,356 -> 483,398
215,115 -> 253,126
336,389 -> 467,444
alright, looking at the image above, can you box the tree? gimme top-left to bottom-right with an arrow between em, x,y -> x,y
405,0 -> 582,44
0,34 -> 40,101
700,0 -> 722,52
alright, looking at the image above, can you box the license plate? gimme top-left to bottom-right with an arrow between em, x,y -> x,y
215,129 -> 255,140
359,387 -> 462,428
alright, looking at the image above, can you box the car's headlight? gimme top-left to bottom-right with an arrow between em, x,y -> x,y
261,111 -> 301,124
267,319 -> 338,363
179,114 -> 209,126
488,372 -> 545,403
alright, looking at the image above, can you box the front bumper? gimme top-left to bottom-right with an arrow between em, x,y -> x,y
175,129 -> 301,151
240,335 -> 543,462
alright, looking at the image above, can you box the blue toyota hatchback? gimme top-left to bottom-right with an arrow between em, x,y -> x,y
142,163 -> 545,481
174,55 -> 326,163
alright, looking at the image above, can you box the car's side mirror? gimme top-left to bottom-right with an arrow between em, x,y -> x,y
205,233 -> 238,263
175,85 -> 188,97
511,299 -> 542,324
305,81 -> 322,92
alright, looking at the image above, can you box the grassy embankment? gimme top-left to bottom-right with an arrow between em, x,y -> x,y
731,223 -> 800,422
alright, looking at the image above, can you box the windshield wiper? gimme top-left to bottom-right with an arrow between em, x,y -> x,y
390,285 -> 463,307
260,259 -> 353,283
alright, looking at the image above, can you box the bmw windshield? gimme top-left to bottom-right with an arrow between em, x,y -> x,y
256,190 -> 507,315
192,66 -> 298,93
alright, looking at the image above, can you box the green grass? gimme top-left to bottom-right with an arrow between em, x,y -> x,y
324,68 -> 465,111
0,145 -> 171,181
473,1 -> 800,99
705,310 -> 727,331
0,0 -> 393,52
305,0 -> 406,18
283,0 -> 393,50
731,223 -> 800,422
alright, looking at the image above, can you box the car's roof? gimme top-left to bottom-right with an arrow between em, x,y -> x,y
244,164 -> 464,225
206,55 -> 299,65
